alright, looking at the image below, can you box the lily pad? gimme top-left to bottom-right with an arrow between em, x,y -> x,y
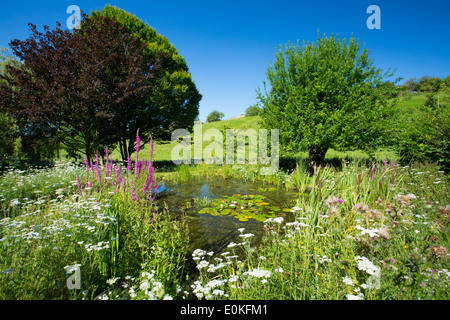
196,193 -> 286,222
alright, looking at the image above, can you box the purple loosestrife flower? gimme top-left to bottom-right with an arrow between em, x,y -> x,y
135,159 -> 142,179
122,179 -> 127,194
149,139 -> 154,162
131,182 -> 138,201
76,175 -> 81,194
95,154 -> 102,184
371,163 -> 376,182
115,165 -> 122,184
84,159 -> 90,182
127,156 -> 132,173
108,160 -> 114,179
90,159 -> 94,180
136,135 -> 141,157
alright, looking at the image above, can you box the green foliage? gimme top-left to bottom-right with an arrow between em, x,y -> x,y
190,162 -> 450,300
206,110 -> 225,123
418,76 -> 442,93
0,113 -> 17,166
257,31 -> 397,168
197,193 -> 286,222
97,5 -> 201,159
396,94 -> 450,172
401,75 -> 446,93
0,48 -> 19,166
245,105 -> 262,117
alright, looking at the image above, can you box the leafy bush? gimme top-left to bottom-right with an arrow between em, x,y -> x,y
0,113 -> 17,167
397,95 -> 450,172
206,110 -> 225,123
245,105 -> 262,117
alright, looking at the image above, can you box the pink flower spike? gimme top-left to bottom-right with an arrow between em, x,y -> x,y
136,135 -> 141,155
127,156 -> 132,173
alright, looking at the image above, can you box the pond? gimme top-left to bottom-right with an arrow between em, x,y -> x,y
155,178 -> 298,256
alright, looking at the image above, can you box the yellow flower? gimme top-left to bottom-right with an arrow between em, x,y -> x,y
404,245 -> 409,249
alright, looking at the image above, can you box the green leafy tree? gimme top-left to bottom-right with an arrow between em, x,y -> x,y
206,110 -> 225,123
442,75 -> 450,91
403,78 -> 421,92
0,48 -> 19,165
418,76 -> 442,93
257,32 -> 398,169
1,13 -> 168,161
245,105 -> 262,117
97,5 -> 202,160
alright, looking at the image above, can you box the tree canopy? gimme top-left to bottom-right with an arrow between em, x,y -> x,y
97,5 -> 202,159
0,6 -> 201,161
206,110 -> 225,123
257,32 -> 398,169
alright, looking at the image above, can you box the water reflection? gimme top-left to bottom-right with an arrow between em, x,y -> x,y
156,179 -> 296,256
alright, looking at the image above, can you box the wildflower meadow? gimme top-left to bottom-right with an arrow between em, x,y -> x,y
0,2 -> 449,305
0,137 -> 448,300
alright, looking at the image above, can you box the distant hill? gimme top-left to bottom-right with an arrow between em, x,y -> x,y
112,90 -> 448,163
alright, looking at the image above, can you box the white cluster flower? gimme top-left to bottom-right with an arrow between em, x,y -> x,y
84,241 -> 110,252
342,276 -> 355,286
318,255 -> 332,264
207,262 -> 226,273
64,264 -> 81,274
355,256 -> 380,276
135,270 -> 167,299
264,217 -> 284,224
244,268 -> 272,278
106,277 -> 120,285
290,206 -> 302,213
355,225 -> 379,237
196,260 -> 210,270
191,279 -> 228,299
346,293 -> 364,300
192,249 -> 207,260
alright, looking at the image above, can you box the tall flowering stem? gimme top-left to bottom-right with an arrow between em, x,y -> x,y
76,175 -> 82,194
127,156 -> 132,174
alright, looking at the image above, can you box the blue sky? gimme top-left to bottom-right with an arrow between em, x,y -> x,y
1,0 -> 449,122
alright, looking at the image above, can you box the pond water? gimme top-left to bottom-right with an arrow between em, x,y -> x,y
156,178 -> 298,256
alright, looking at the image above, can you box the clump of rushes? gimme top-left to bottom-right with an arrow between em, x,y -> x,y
188,160 -> 449,300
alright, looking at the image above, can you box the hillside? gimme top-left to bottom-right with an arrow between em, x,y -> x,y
108,90 -> 447,164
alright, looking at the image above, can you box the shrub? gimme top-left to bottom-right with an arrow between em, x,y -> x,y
397,95 -> 450,172
245,105 -> 262,117
206,110 -> 225,123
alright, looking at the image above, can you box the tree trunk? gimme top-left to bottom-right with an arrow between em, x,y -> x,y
307,146 -> 328,174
